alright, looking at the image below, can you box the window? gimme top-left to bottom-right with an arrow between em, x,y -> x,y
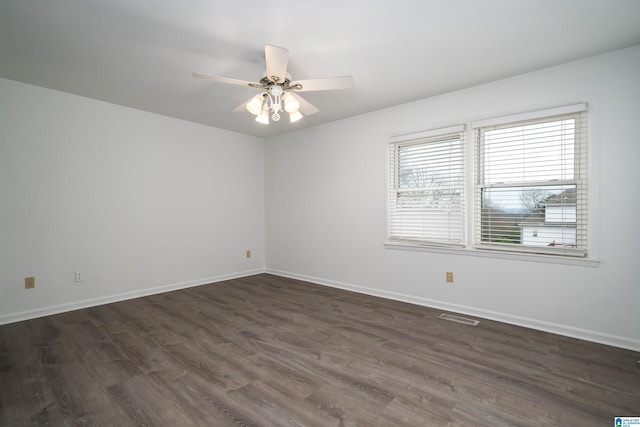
473,104 -> 588,257
386,104 -> 589,260
388,125 -> 465,247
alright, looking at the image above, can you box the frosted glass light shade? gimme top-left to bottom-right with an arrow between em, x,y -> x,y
283,93 -> 300,113
246,94 -> 263,115
255,109 -> 269,124
289,110 -> 303,123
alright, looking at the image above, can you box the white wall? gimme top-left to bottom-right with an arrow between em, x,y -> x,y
0,78 -> 265,323
2,47 -> 638,351
265,46 -> 640,351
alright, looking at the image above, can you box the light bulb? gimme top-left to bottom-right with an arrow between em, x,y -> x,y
246,94 -> 263,115
283,93 -> 300,113
255,109 -> 269,124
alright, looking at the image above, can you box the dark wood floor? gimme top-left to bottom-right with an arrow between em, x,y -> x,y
1,274 -> 638,426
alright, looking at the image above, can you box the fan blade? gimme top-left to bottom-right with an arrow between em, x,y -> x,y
233,97 -> 253,112
290,76 -> 353,92
265,44 -> 289,84
289,92 -> 319,116
192,72 -> 256,87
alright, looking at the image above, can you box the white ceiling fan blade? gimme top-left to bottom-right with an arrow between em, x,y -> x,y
233,97 -> 255,112
192,72 -> 256,87
289,92 -> 319,116
290,76 -> 353,92
265,44 -> 289,84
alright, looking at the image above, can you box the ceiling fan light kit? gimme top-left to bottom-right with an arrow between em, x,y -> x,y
247,84 -> 300,124
193,44 -> 353,125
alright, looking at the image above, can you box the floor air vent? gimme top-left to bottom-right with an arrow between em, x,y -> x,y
438,313 -> 479,326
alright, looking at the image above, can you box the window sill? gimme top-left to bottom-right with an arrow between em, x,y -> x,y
384,241 -> 599,267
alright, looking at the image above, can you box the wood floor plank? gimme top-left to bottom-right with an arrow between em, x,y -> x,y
168,372 -> 265,427
1,273 -> 638,426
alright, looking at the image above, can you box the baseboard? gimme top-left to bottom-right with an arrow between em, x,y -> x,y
266,269 -> 640,352
0,268 -> 266,326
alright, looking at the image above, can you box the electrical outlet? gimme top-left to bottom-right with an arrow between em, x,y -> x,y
74,271 -> 84,283
446,272 -> 454,283
246,250 -> 251,258
25,276 -> 35,289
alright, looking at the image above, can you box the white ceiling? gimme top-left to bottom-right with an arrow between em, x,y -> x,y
1,0 -> 639,138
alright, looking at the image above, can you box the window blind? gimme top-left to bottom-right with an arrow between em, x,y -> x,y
388,126 -> 465,246
474,106 -> 588,256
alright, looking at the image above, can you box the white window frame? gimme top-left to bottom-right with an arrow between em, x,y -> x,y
386,125 -> 466,248
472,103 -> 588,257
385,103 -> 597,266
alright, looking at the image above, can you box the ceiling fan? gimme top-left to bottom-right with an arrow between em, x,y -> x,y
193,44 -> 353,124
